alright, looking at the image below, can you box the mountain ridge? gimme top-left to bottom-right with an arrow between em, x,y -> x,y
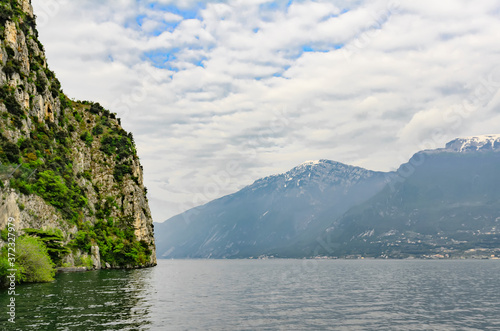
155,157 -> 391,258
155,135 -> 500,259
420,134 -> 500,155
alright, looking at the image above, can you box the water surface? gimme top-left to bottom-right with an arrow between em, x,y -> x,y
1,259 -> 500,330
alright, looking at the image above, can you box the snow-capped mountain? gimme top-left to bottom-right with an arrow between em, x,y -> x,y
317,135 -> 500,258
154,160 -> 389,258
251,160 -> 381,192
155,134 -> 500,259
443,134 -> 500,153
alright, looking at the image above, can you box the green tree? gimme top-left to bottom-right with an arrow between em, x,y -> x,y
1,141 -> 20,163
23,228 -> 69,266
15,236 -> 55,283
33,170 -> 70,209
0,254 -> 23,288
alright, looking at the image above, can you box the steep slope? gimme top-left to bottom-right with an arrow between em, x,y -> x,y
0,0 -> 156,269
314,135 -> 500,258
156,135 -> 500,259
155,160 -> 389,258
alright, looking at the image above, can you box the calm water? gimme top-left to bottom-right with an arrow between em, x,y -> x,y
1,259 -> 500,330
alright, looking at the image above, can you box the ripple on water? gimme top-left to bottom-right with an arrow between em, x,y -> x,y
1,260 -> 500,330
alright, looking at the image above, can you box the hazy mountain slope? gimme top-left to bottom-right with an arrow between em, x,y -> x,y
156,135 -> 500,259
313,135 -> 500,258
155,160 -> 389,258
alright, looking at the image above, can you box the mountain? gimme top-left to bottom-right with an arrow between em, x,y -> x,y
155,160 -> 390,258
440,134 -> 500,153
155,135 -> 500,259
0,0 -> 156,271
314,134 -> 500,258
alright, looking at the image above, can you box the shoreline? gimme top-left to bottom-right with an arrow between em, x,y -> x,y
57,262 -> 158,273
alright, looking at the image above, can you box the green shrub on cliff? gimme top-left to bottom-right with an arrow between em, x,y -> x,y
32,170 -> 70,209
1,140 -> 20,163
23,228 -> 69,266
15,236 -> 55,283
25,170 -> 87,218
80,131 -> 93,147
114,163 -> 132,182
0,1 -> 154,274
0,5 -> 14,25
0,235 -> 55,286
0,254 -> 23,288
69,218 -> 152,267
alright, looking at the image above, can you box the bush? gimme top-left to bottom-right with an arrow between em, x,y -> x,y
33,170 -> 69,209
0,5 -> 14,25
19,137 -> 33,152
0,228 -> 8,242
69,230 -> 92,253
82,170 -> 92,181
15,236 -> 55,283
1,141 -> 20,163
100,135 -> 115,155
35,72 -> 47,93
59,94 -> 71,110
114,163 -> 132,182
28,161 -> 88,219
73,111 -> 82,122
51,78 -> 61,98
80,131 -> 93,147
3,60 -> 22,77
100,133 -> 135,161
26,152 -> 37,161
0,85 -> 23,117
0,254 -> 23,288
89,102 -> 104,115
92,125 -> 103,136
74,255 -> 92,268
70,218 -> 152,267
23,228 -> 69,266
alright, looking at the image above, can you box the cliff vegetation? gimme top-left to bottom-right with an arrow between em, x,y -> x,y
0,0 -> 156,286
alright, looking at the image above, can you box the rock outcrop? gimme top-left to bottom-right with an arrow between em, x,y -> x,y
0,0 -> 156,269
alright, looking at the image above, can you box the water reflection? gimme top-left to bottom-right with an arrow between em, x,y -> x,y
0,267 -> 156,331
1,260 -> 500,330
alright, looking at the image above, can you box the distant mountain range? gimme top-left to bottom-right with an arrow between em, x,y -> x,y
155,135 -> 500,259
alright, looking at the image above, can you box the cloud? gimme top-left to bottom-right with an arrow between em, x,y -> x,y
31,0 -> 500,221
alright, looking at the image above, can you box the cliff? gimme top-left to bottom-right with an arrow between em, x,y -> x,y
0,0 -> 156,269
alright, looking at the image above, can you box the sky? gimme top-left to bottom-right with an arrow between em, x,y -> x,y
31,0 -> 500,222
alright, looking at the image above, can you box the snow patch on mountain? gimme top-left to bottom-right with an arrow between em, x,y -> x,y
301,160 -> 322,166
249,159 -> 382,194
444,134 -> 500,153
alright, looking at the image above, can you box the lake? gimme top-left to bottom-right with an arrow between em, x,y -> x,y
1,259 -> 500,330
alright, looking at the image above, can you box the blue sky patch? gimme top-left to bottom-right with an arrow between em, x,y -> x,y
147,2 -> 204,20
143,49 -> 180,70
301,44 -> 340,53
259,0 -> 294,14
194,58 -> 207,68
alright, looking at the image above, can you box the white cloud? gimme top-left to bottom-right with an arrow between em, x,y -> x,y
31,0 -> 500,221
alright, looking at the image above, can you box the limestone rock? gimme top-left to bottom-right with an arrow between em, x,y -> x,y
4,21 -> 17,47
0,1 -> 156,270
91,246 -> 101,270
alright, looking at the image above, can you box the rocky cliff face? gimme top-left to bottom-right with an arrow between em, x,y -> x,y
0,0 -> 156,268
